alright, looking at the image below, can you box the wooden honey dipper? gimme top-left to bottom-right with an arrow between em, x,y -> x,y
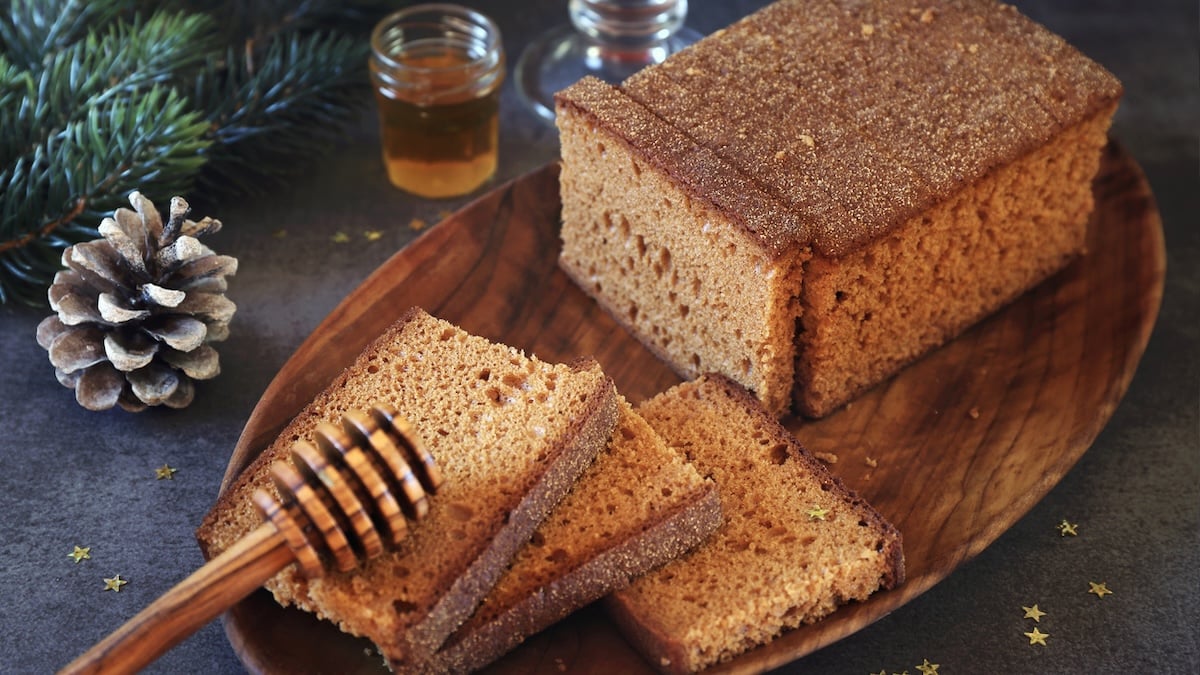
61,404 -> 444,675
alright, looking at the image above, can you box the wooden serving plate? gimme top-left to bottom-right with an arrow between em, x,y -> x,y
218,142 -> 1164,674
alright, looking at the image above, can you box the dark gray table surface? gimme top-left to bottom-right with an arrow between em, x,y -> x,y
2,1 -> 1196,673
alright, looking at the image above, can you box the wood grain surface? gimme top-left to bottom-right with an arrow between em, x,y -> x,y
218,141 -> 1164,674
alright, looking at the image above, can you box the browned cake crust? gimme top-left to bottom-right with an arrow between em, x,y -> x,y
607,374 -> 903,673
556,0 -> 1122,418
195,308 -> 619,664
420,397 -> 721,674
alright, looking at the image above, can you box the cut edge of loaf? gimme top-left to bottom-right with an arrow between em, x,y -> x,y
195,307 -> 620,664
608,374 -> 904,673
555,77 -> 807,416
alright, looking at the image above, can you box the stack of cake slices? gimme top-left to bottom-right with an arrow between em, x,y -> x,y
196,309 -> 902,673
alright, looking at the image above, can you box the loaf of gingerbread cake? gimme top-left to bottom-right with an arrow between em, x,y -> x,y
608,374 -> 904,672
196,308 -> 619,666
557,0 -> 1122,417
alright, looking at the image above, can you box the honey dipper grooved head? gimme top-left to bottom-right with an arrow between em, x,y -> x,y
252,405 -> 443,578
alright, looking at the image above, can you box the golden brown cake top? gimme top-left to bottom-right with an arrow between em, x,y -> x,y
569,0 -> 1122,258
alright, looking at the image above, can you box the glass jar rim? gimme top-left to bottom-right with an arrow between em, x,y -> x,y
370,3 -> 503,74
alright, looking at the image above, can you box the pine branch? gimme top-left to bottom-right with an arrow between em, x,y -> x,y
0,0 -> 388,305
160,0 -> 391,43
0,85 -> 210,304
0,0 -> 135,69
191,29 -> 371,193
0,8 -> 218,303
3,11 -> 217,159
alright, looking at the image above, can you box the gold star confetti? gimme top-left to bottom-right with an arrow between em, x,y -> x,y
871,671 -> 886,675
408,217 -> 427,232
807,505 -> 829,521
331,231 -> 350,243
1088,581 -> 1112,598
1057,520 -> 1078,536
1022,604 -> 1047,622
1024,626 -> 1049,646
68,545 -> 91,563
155,464 -> 177,480
364,230 -> 384,241
916,659 -> 939,674
103,575 -> 128,592
272,228 -> 288,239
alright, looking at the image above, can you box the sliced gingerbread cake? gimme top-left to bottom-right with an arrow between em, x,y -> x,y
196,308 -> 619,666
607,374 -> 904,672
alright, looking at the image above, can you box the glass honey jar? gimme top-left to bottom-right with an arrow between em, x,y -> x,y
369,5 -> 505,198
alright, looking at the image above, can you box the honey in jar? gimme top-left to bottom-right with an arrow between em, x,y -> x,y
370,6 -> 505,199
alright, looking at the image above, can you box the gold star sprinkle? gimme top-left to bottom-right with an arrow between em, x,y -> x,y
871,671 -> 886,675
807,505 -> 829,521
1057,520 -> 1078,536
155,464 -> 177,480
1024,626 -> 1049,646
272,228 -> 288,239
408,217 -> 427,232
68,545 -> 91,563
916,659 -> 939,674
103,575 -> 128,592
364,230 -> 383,241
1022,604 -> 1047,622
331,231 -> 350,243
1088,581 -> 1112,598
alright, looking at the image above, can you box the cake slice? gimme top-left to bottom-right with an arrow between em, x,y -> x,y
420,396 -> 721,673
608,374 -> 904,673
195,308 -> 619,666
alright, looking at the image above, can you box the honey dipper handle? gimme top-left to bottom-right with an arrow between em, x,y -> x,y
59,524 -> 293,675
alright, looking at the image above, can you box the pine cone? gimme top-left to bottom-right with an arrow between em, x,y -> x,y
36,192 -> 237,411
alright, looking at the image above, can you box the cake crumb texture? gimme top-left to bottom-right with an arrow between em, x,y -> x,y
608,374 -> 904,673
196,308 -> 618,663
557,78 -> 807,416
